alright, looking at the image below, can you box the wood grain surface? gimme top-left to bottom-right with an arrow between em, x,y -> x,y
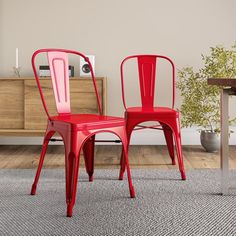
0,145 -> 235,170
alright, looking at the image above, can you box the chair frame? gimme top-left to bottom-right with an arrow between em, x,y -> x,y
31,49 -> 135,217
118,54 -> 186,180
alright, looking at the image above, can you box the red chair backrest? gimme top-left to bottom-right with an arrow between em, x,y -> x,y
120,55 -> 176,109
32,49 -> 102,119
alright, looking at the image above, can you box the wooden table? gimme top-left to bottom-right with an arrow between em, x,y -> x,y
208,78 -> 236,194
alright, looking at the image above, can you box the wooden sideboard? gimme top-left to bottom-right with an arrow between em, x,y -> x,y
0,77 -> 106,136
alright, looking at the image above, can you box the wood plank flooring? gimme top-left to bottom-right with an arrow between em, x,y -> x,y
0,145 -> 236,169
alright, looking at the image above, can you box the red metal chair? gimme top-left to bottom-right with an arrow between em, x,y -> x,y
119,55 -> 186,181
30,49 -> 135,217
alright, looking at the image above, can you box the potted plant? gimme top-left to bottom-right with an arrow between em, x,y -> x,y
177,43 -> 236,152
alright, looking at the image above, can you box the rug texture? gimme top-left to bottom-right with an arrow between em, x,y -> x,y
0,169 -> 236,236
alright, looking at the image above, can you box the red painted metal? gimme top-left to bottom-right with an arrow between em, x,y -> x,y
83,135 -> 95,182
137,56 -> 157,108
31,49 -> 135,217
119,55 -> 186,180
47,51 -> 71,114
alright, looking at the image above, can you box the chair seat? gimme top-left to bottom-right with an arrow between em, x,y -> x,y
50,114 -> 125,129
126,107 -> 179,118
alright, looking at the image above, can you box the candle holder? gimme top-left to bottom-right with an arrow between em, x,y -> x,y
13,67 -> 21,78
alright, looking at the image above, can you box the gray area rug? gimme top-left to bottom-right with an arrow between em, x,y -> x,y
0,169 -> 236,236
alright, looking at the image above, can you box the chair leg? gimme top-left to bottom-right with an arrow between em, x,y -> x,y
161,124 -> 176,165
123,145 -> 136,198
119,148 -> 126,180
31,131 -> 55,195
115,126 -> 135,198
65,151 -> 81,217
64,133 -> 84,217
171,119 -> 186,180
83,135 -> 95,182
174,136 -> 186,180
119,125 -> 133,180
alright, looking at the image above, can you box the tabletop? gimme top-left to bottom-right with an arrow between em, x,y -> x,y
207,78 -> 236,87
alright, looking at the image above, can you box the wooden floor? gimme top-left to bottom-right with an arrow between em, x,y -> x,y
0,145 -> 236,169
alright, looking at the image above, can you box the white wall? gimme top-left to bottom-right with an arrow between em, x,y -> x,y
0,0 -> 236,144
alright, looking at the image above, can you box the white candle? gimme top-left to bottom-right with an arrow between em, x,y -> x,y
16,48 -> 19,68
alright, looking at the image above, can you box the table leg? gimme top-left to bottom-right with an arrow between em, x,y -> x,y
221,89 -> 229,195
